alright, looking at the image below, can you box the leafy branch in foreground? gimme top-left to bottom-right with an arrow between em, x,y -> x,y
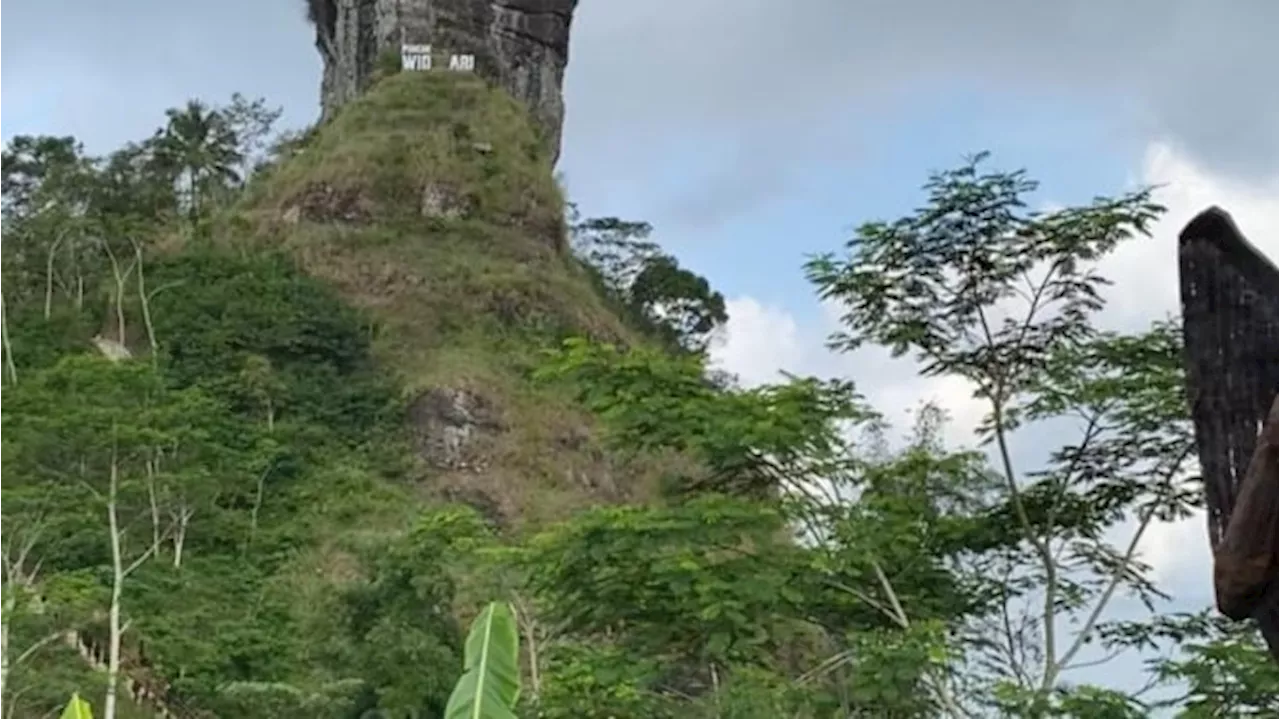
60,693 -> 94,719
444,602 -> 521,719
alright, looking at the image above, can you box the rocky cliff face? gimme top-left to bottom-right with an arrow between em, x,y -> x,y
307,0 -> 578,164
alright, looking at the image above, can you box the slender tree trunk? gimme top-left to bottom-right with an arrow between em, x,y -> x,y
513,595 -> 542,701
172,505 -> 192,569
44,233 -> 66,320
105,453 -> 125,719
1,293 -> 17,385
1,581 -> 12,709
147,455 -> 162,552
245,410 -> 275,556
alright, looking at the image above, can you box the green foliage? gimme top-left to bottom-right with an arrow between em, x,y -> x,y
534,643 -> 672,718
336,509 -> 494,716
60,693 -> 94,719
375,47 -> 405,80
569,210 -> 727,353
805,151 -> 1164,388
145,248 -> 400,448
522,496 -> 807,667
802,151 -> 1221,712
444,602 -> 523,719
6,79 -> 1268,719
536,337 -> 869,496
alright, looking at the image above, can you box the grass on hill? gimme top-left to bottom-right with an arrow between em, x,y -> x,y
235,70 -> 681,528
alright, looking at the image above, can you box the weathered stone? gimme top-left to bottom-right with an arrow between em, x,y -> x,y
286,182 -> 375,224
407,387 -> 504,469
420,181 -> 468,219
307,0 -> 578,165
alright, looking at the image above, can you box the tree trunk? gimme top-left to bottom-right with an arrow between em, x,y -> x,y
172,506 -> 192,569
1,582 -> 12,709
105,457 -> 125,719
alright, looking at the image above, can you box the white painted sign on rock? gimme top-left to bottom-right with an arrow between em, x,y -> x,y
401,44 -> 432,71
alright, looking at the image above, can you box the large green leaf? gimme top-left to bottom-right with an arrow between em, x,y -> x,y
59,694 -> 94,719
444,602 -> 521,719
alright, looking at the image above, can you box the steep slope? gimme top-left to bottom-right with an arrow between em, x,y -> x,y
241,69 -> 666,528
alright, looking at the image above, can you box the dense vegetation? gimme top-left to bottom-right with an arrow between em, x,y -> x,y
1,72 -> 1274,719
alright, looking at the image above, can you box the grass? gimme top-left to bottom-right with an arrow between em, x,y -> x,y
237,70 -> 671,527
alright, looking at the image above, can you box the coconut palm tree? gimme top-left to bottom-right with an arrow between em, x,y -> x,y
153,100 -> 243,226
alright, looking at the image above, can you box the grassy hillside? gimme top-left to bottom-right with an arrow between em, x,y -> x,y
1,71 -> 683,718
239,71 -> 674,527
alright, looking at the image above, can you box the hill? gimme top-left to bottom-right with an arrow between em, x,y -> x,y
0,71 -> 691,718
242,70 -> 672,527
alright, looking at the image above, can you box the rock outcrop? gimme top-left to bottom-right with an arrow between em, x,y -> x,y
306,0 -> 578,164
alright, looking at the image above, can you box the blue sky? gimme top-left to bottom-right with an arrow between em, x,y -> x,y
564,80 -> 1140,315
4,0 -> 1278,705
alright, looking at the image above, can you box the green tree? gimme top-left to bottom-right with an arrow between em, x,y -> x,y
152,100 -> 242,225
804,152 -> 1207,713
532,340 -> 1001,716
569,211 -> 727,353
2,354 -> 248,718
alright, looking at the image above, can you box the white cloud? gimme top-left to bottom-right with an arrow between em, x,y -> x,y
1100,141 -> 1280,333
1121,142 -> 1278,587
565,0 -> 1278,228
711,297 -> 988,449
710,140 -> 1279,590
709,297 -> 812,388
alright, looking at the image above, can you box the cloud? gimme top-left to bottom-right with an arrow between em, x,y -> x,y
602,0 -> 1261,237
6,1 -> 1271,233
710,296 -> 988,450
1,0 -> 321,153
1121,142 -> 1279,588
567,0 -> 1278,189
1100,142 -> 1280,332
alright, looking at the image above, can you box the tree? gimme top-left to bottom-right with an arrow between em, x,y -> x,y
804,152 -> 1207,712
218,93 -> 283,182
1,524 -> 68,713
569,211 -> 727,353
532,338 -> 1003,715
1,135 -> 101,314
152,100 -> 243,226
335,508 -> 484,716
2,356 -> 240,719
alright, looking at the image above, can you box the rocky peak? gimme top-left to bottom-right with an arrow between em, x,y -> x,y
306,0 -> 578,164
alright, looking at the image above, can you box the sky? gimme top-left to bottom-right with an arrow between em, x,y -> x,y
3,0 -> 1278,703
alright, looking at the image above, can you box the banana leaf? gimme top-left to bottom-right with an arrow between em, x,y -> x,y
444,601 -> 522,719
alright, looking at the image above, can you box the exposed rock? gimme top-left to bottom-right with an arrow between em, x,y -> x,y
287,182 -> 375,224
420,181 -> 469,219
307,0 -> 579,165
441,486 -> 506,528
408,387 -> 505,469
91,335 -> 133,363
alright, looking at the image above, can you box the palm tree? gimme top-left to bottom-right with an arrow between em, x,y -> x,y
153,100 -> 243,225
